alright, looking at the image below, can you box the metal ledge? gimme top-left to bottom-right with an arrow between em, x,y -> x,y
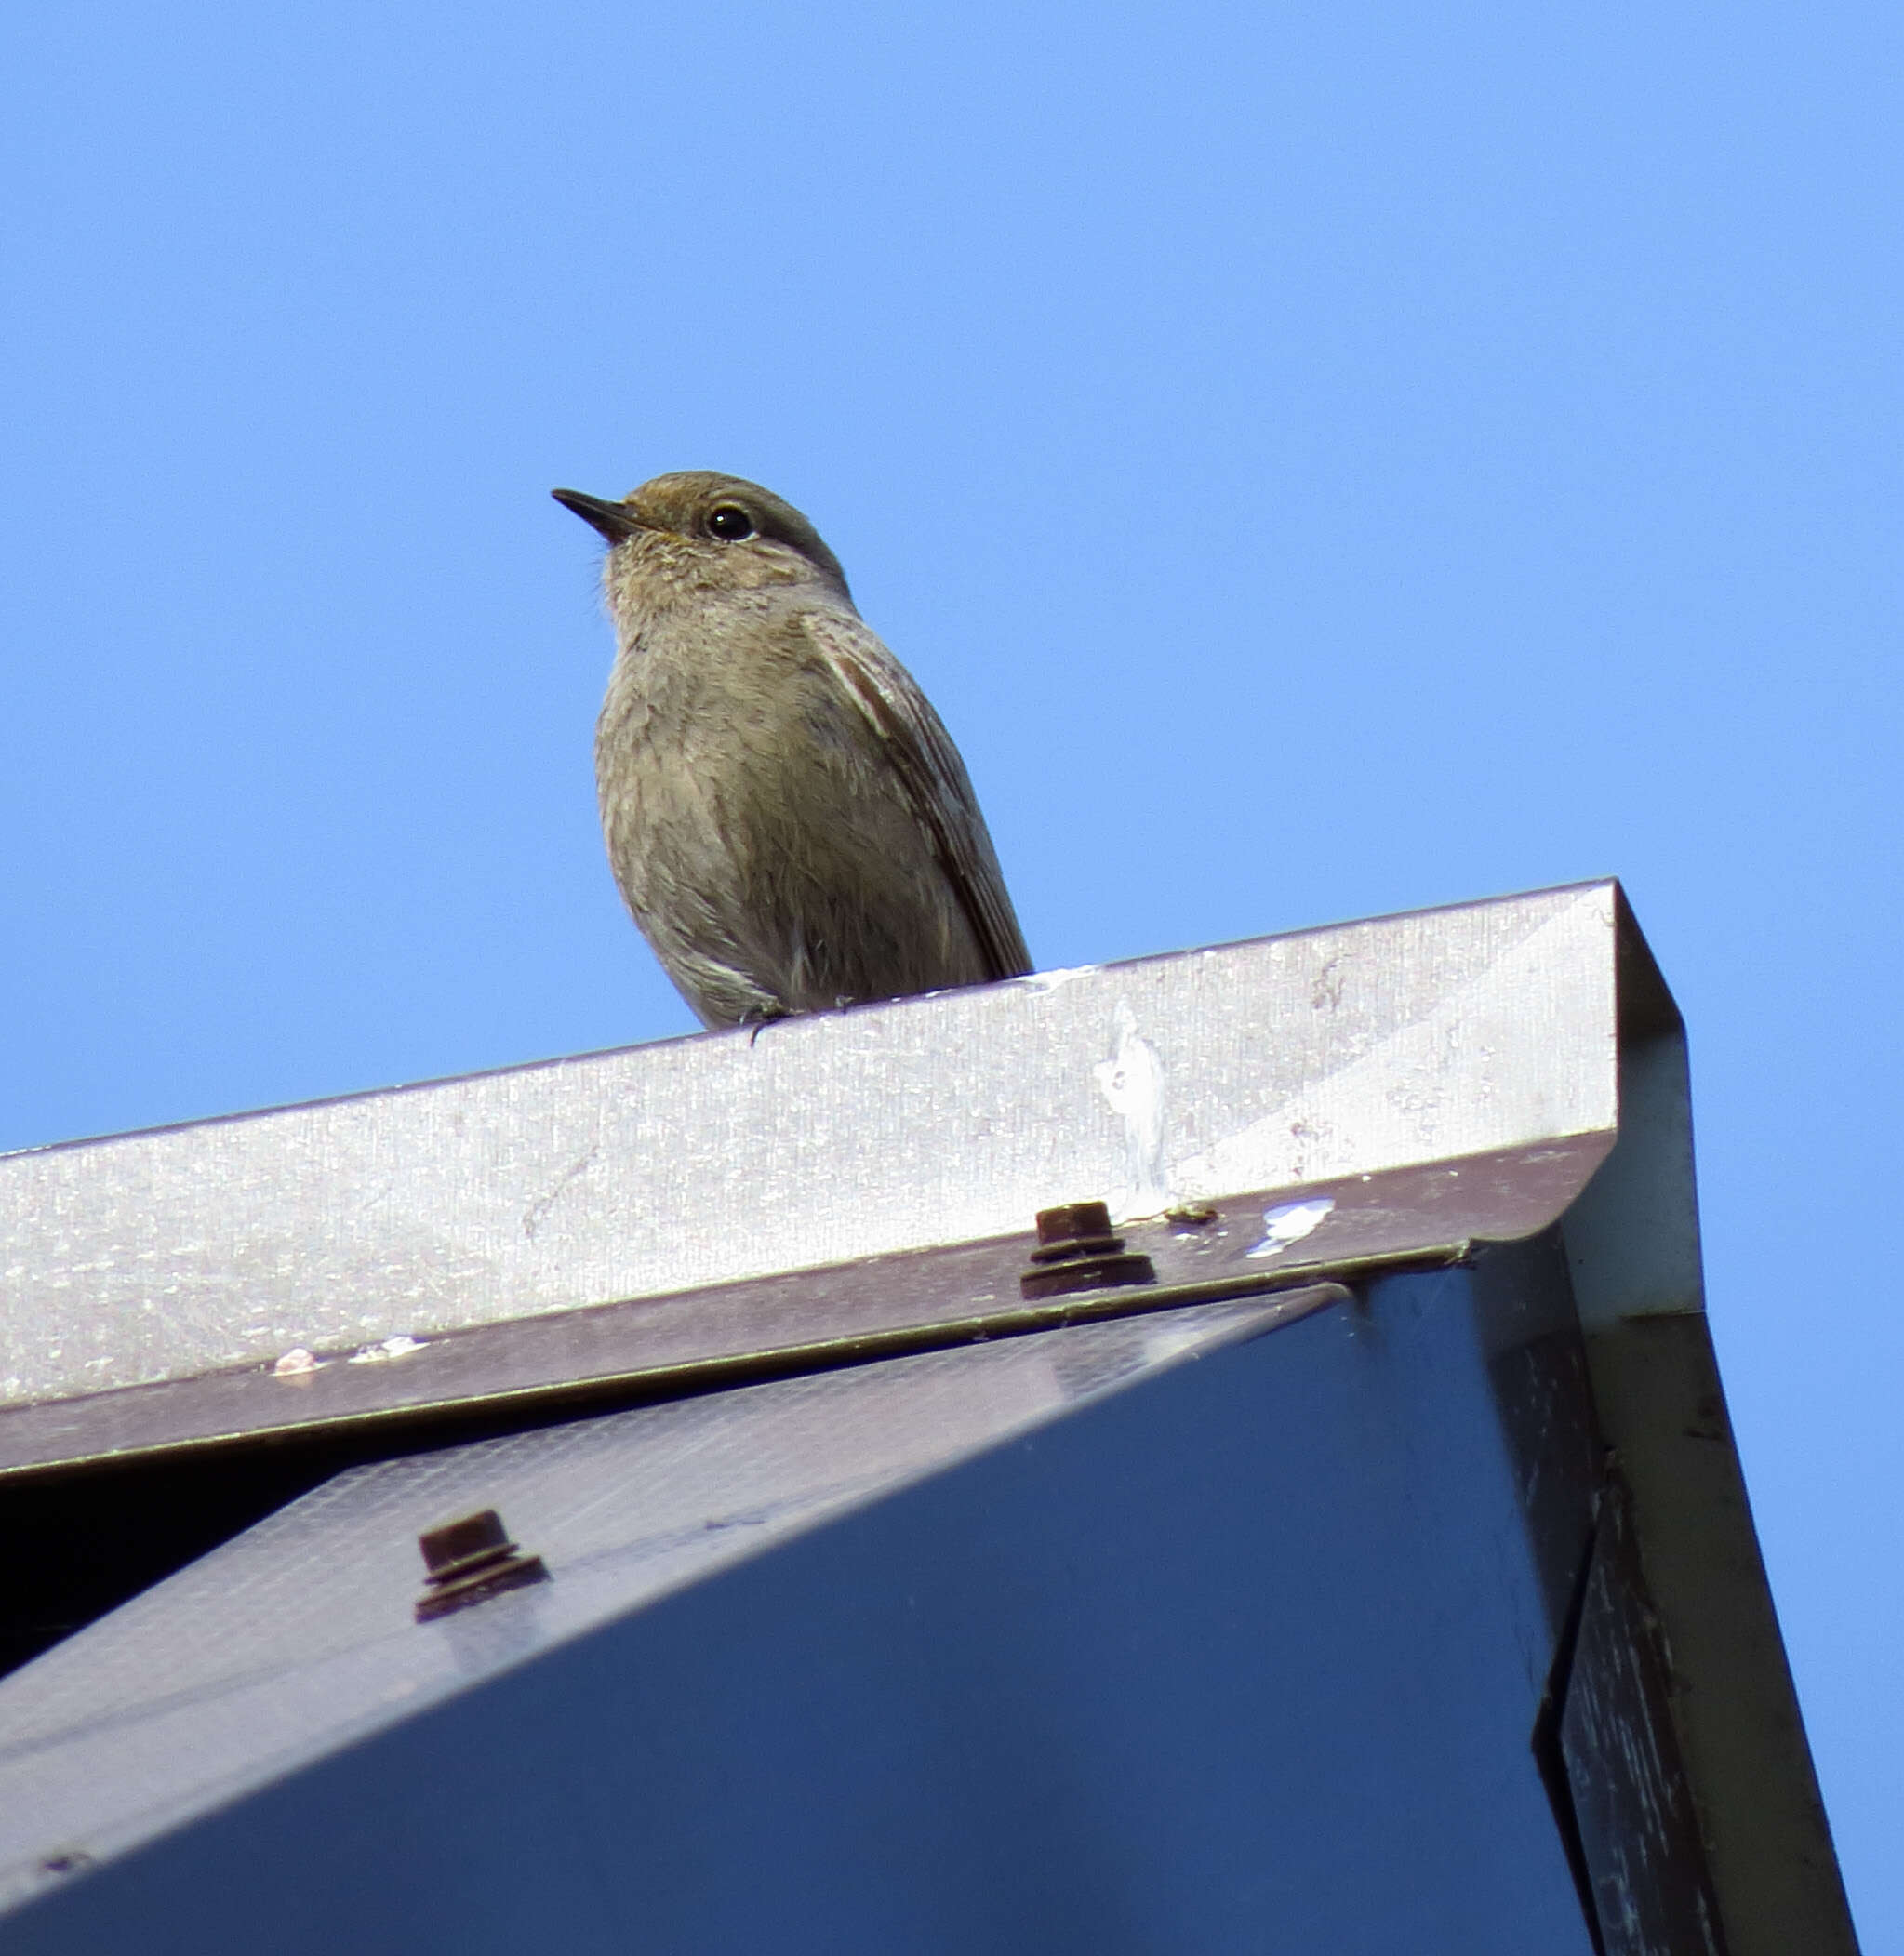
3,881 -> 1624,1417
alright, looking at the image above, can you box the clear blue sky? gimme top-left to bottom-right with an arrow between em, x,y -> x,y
4,2 -> 1897,1936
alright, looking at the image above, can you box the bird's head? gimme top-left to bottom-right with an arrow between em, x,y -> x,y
553,472 -> 851,619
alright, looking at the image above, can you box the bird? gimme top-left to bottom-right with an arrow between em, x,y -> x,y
553,471 -> 1032,1031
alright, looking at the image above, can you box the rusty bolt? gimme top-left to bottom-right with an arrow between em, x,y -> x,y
415,1509 -> 548,1623
1019,1200 -> 1157,1301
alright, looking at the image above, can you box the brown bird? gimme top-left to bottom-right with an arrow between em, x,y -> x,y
553,471 -> 1032,1029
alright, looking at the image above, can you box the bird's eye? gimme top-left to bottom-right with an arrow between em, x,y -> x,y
706,504 -> 755,540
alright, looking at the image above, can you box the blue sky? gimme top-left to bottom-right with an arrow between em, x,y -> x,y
3,1 -> 1897,1936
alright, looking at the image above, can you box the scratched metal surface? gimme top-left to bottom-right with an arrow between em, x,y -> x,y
0,882 -> 1622,1411
1560,1480 -> 1729,1954
0,1294 -> 1319,1913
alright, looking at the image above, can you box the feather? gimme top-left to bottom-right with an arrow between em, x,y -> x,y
801,610 -> 1032,984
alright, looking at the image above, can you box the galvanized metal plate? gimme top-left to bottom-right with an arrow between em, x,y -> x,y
1,882 -> 1625,1413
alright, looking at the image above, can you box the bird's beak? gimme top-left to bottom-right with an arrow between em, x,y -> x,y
552,487 -> 645,542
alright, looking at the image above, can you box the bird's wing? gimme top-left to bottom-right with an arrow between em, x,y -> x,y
801,609 -> 1032,982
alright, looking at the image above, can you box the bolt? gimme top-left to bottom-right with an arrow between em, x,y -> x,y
415,1509 -> 548,1623
1019,1200 -> 1157,1301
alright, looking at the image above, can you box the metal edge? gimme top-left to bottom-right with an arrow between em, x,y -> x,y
0,1264 -> 1397,1483
1563,885 -> 1858,1956
5,1124 -> 1615,1480
0,878 -> 1621,1164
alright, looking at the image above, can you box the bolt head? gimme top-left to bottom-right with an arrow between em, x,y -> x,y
1035,1201 -> 1113,1247
419,1509 -> 511,1577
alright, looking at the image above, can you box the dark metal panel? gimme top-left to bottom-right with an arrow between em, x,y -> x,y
0,1294 -> 1330,1900
1560,1480 -> 1726,1955
1471,1229 -> 1606,1642
2,1262 -> 1603,1954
